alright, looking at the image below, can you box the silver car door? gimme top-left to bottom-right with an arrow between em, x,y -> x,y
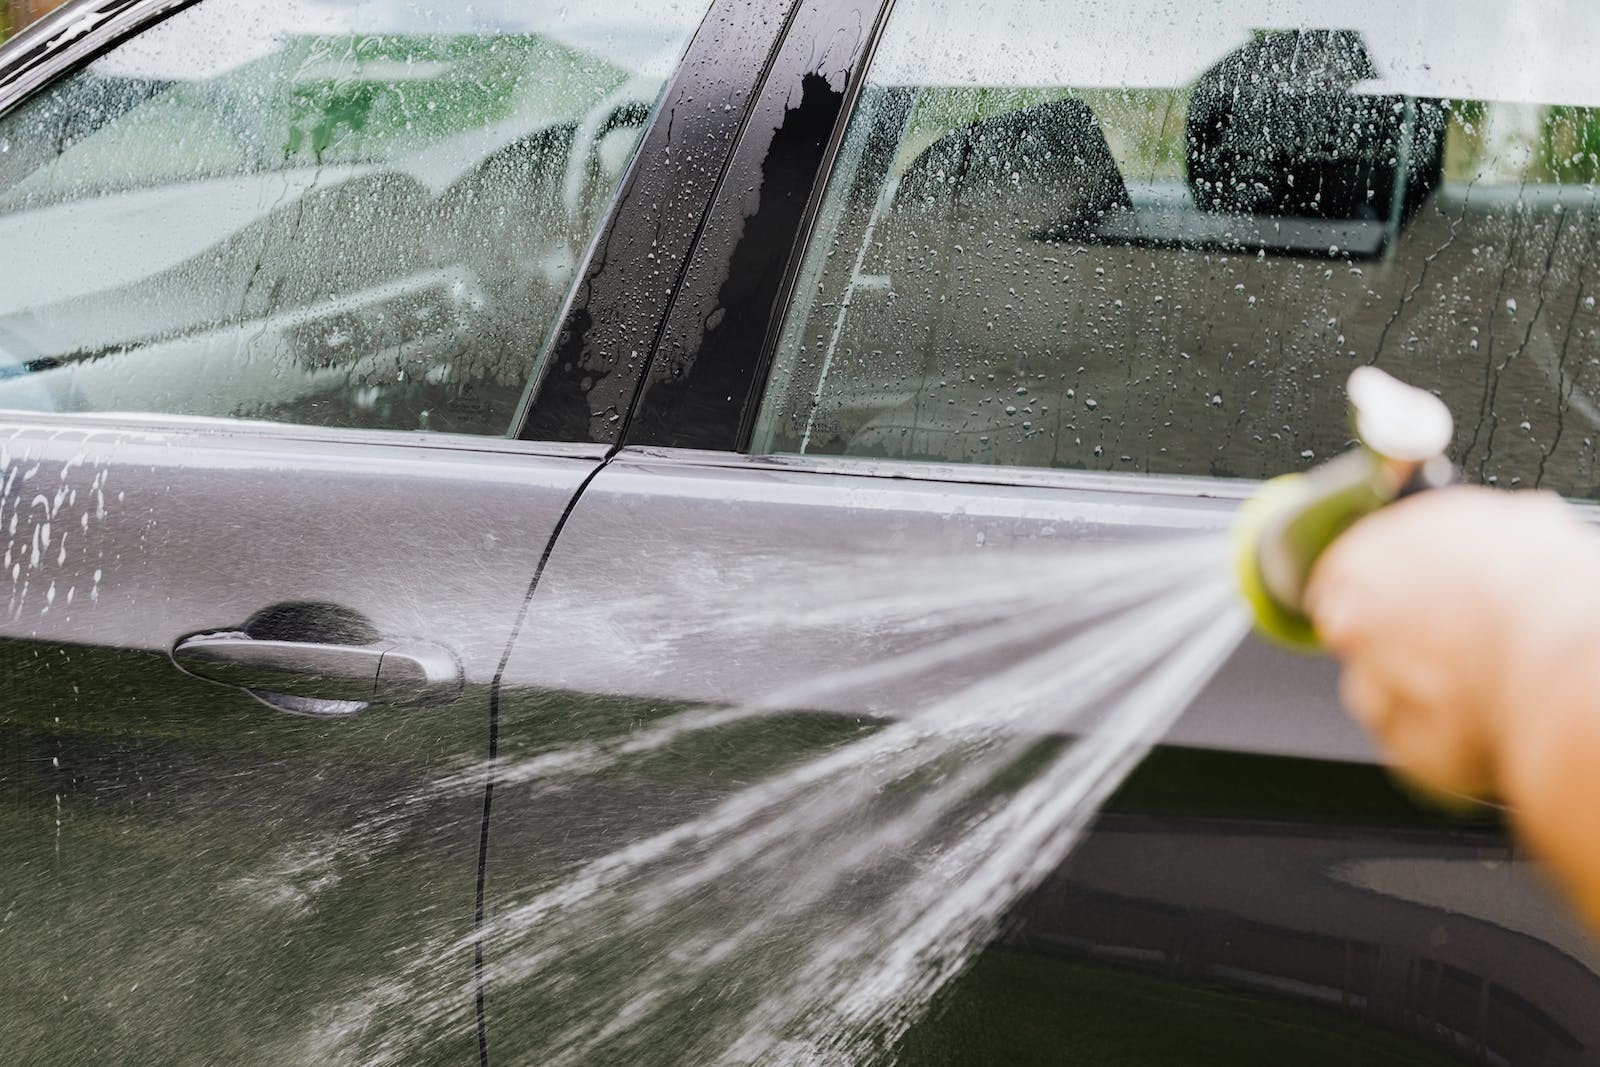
485,0 -> 1600,1062
0,0 -> 727,1061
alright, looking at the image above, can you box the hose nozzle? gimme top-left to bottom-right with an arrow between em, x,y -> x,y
1236,368 -> 1455,649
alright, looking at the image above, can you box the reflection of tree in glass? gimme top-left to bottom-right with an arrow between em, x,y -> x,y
1076,89 -> 1190,185
1442,99 -> 1489,184
894,87 -> 1074,176
278,35 -> 625,165
287,80 -> 382,162
1444,100 -> 1600,188
1538,106 -> 1600,185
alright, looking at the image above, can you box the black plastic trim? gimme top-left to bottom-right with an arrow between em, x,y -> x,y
515,0 -> 804,447
622,0 -> 896,453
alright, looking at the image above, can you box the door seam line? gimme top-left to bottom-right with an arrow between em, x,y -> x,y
473,448 -> 615,1067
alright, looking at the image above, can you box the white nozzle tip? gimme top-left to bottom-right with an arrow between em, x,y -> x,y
1347,366 -> 1453,462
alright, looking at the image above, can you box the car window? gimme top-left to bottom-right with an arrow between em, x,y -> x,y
0,0 -> 710,435
751,0 -> 1600,497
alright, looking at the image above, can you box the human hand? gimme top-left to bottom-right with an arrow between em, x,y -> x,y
1305,486 -> 1600,802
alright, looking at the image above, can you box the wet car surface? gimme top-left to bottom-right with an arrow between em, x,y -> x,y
3,0 -> 1600,1063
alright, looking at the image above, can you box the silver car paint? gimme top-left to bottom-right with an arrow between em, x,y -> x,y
0,410 -> 601,682
511,446 -> 1365,763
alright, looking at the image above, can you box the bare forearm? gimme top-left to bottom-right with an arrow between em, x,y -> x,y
1306,487 -> 1600,932
1496,642 -> 1600,931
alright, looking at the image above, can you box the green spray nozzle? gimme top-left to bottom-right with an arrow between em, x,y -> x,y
1235,368 -> 1455,649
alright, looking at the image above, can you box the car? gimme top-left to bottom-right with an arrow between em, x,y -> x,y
2,0 -> 1599,1063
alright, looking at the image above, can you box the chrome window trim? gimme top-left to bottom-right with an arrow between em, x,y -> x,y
618,447 -> 1600,521
0,0 -> 201,120
0,408 -> 611,460
616,444 -> 1258,501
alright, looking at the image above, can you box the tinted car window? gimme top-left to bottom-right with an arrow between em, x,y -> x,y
752,0 -> 1600,496
0,0 -> 709,434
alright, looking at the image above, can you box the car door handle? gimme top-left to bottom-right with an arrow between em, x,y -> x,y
172,632 -> 463,717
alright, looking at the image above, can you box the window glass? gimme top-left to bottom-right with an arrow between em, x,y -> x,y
753,0 -> 1600,496
0,0 -> 709,434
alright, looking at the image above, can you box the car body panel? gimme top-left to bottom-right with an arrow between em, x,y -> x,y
0,0 -> 797,1062
498,446 -> 1600,1063
506,447 -> 1360,760
0,416 -> 600,1061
